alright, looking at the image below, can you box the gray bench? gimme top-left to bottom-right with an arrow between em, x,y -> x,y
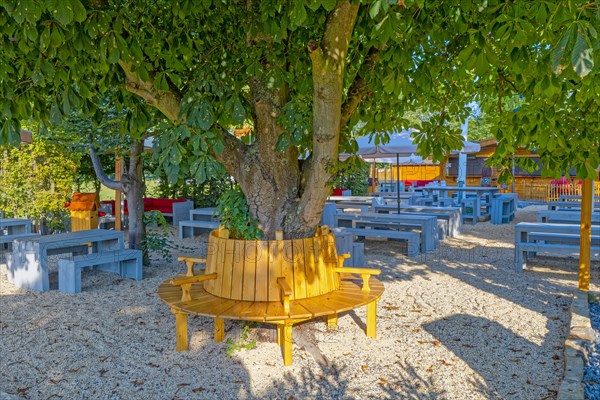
514,222 -> 600,272
491,194 -> 517,224
58,249 -> 143,293
0,232 -> 40,246
343,212 -> 437,250
373,205 -> 460,237
332,227 -> 420,257
537,210 -> 600,225
179,220 -> 221,239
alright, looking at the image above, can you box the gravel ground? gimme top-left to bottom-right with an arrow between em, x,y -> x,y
1,205 -> 599,399
584,300 -> 600,399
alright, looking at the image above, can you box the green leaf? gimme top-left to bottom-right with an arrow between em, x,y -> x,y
289,0 -> 307,27
232,97 -> 246,124
321,0 -> 336,12
196,100 -> 214,130
48,0 -> 75,25
571,29 -> 594,78
552,25 -> 575,75
382,72 -> 396,94
369,0 -> 382,19
72,0 -> 87,22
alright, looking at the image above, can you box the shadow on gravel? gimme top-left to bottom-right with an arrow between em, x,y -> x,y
424,314 -> 560,399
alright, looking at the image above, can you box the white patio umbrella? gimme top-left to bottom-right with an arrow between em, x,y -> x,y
343,128 -> 481,212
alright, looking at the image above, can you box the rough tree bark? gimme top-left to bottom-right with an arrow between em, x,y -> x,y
89,139 -> 147,253
118,1 -> 364,239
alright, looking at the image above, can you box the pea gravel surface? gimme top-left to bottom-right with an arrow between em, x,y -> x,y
1,205 -> 598,399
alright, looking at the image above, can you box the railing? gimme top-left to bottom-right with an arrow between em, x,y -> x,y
546,182 -> 600,202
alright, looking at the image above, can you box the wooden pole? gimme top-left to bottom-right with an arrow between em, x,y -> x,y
370,162 -> 376,193
578,178 -> 592,291
115,156 -> 123,231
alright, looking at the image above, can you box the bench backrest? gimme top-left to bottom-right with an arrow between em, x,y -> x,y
203,227 -> 341,302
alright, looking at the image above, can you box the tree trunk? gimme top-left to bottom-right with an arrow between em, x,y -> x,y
122,140 -> 146,253
89,139 -> 147,257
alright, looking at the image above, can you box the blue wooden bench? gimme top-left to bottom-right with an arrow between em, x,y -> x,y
491,194 -> 517,224
0,232 -> 40,246
460,197 -> 481,225
333,227 -> 420,257
58,249 -> 143,293
514,222 -> 600,272
179,220 -> 221,239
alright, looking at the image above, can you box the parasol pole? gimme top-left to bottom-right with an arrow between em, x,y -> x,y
397,153 -> 401,213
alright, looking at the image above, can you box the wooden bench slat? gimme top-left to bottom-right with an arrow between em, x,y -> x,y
292,239 -> 307,299
230,239 -> 245,300
255,241 -> 269,302
267,241 -> 283,302
242,239 -> 257,301
220,239 -> 235,299
303,237 -> 318,298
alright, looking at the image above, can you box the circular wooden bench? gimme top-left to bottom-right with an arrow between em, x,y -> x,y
157,226 -> 384,366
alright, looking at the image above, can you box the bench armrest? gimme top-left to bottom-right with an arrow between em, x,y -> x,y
277,277 -> 292,314
171,273 -> 218,302
170,273 -> 217,286
334,267 -> 381,293
337,253 -> 351,268
177,256 -> 207,277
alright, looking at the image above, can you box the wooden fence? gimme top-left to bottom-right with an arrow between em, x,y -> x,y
545,182 -> 600,202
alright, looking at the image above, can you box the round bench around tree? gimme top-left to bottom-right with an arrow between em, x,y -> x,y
157,226 -> 384,366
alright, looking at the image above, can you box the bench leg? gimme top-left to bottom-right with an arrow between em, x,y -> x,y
515,246 -> 526,273
279,322 -> 293,366
58,260 -> 81,294
214,317 -> 225,342
327,313 -> 338,329
120,257 -> 143,281
172,309 -> 189,351
277,325 -> 284,347
366,300 -> 377,339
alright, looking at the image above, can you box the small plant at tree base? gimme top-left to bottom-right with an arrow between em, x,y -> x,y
141,211 -> 174,262
216,186 -> 263,240
225,323 -> 257,358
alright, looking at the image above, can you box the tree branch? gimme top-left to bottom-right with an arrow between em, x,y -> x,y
118,61 -> 183,123
89,143 -> 123,191
210,125 -> 248,176
340,47 -> 380,129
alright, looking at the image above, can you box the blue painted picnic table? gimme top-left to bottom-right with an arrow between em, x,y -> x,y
0,218 -> 32,235
7,229 -> 124,291
334,212 -> 438,252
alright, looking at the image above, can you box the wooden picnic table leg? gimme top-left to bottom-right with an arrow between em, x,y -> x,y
366,300 -> 377,339
214,317 -> 225,342
172,309 -> 189,351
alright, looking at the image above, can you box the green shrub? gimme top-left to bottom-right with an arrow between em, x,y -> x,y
141,211 -> 173,262
215,186 -> 263,240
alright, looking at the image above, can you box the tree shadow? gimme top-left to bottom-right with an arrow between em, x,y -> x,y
423,314 -> 561,399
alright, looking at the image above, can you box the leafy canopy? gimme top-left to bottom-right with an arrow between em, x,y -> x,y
0,0 -> 598,180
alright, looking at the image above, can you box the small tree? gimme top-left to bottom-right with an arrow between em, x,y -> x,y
0,137 -> 79,233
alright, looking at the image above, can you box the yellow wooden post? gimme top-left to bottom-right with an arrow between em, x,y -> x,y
114,156 -> 123,231
578,178 -> 593,291
366,301 -> 377,338
277,324 -> 284,347
214,317 -> 225,342
327,313 -> 338,328
282,322 -> 293,366
172,309 -> 189,351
